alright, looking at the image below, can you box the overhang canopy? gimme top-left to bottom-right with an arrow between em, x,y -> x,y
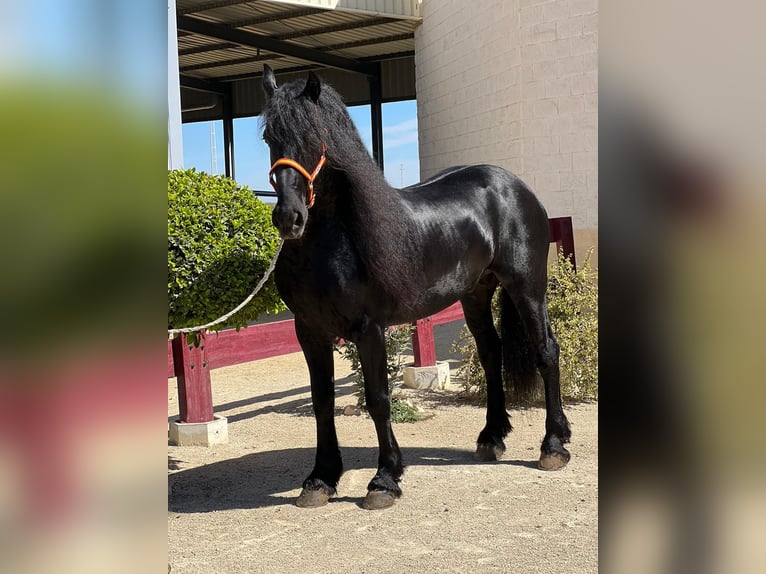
177,0 -> 421,122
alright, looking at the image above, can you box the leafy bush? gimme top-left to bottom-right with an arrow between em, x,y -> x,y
336,325 -> 422,422
168,169 -> 285,334
547,249 -> 598,399
452,248 -> 598,402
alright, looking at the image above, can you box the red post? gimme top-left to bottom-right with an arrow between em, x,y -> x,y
548,216 -> 576,271
171,330 -> 214,423
412,317 -> 436,367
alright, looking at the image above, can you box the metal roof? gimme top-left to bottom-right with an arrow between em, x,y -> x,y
177,0 -> 421,121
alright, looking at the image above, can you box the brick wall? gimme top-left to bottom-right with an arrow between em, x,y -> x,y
415,0 -> 598,247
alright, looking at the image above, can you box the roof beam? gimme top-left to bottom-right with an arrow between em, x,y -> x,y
274,17 -> 393,41
360,50 -> 414,62
229,8 -> 322,28
181,53 -> 278,73
179,34 -> 413,73
221,64 -> 316,83
216,51 -> 414,83
177,15 -> 376,76
318,32 -> 414,52
180,74 -> 228,94
179,42 -> 238,56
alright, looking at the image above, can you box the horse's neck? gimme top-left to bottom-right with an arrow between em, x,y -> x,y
320,164 -> 421,302
327,162 -> 403,227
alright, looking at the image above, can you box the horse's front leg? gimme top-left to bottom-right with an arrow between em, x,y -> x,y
294,318 -> 342,508
357,323 -> 404,509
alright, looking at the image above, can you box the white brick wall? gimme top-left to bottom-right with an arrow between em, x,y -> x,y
415,0 -> 598,231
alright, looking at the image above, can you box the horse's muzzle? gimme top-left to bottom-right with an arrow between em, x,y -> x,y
272,206 -> 305,240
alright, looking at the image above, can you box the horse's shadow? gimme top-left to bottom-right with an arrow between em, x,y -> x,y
168,446 -> 538,513
169,375 -> 360,425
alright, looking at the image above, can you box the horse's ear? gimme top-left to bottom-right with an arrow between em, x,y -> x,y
263,64 -> 277,98
302,71 -> 321,103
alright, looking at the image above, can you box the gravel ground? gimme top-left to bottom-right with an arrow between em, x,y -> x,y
168,331 -> 597,574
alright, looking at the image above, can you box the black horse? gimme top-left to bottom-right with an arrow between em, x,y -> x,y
261,65 -> 571,510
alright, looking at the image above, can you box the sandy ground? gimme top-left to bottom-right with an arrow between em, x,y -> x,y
168,324 -> 597,574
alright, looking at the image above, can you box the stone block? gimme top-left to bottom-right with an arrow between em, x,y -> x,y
403,362 -> 451,390
556,16 -> 584,39
558,55 -> 584,78
573,151 -> 597,171
569,33 -> 598,57
535,99 -> 559,118
559,133 -> 586,154
558,94 -> 585,115
570,0 -> 598,17
169,415 -> 228,447
583,13 -> 598,35
544,77 -> 572,98
542,2 -> 570,23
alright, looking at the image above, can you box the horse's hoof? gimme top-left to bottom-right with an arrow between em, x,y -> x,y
362,490 -> 397,510
538,449 -> 570,471
296,488 -> 331,508
475,443 -> 505,461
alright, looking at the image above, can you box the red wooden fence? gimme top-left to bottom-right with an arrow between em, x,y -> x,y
169,216 -> 575,423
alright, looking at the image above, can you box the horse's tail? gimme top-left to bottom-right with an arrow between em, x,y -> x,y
499,288 -> 539,403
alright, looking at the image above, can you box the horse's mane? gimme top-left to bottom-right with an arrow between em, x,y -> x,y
261,79 -> 384,189
261,75 -> 422,306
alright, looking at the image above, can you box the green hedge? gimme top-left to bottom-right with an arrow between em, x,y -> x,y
168,169 -> 285,333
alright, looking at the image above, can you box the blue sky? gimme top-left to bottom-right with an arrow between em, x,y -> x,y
182,99 -> 420,197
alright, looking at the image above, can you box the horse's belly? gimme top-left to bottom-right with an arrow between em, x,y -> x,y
385,267 -> 486,325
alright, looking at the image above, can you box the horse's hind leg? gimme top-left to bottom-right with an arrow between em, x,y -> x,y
294,317 -> 342,507
356,321 -> 404,509
506,285 -> 572,470
536,314 -> 572,470
461,275 -> 511,461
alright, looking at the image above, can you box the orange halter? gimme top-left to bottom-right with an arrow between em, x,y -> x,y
268,143 -> 327,209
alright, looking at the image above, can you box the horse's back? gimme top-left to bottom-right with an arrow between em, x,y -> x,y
402,165 -> 470,190
402,164 -> 550,236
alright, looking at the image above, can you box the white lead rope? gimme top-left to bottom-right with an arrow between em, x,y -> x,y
167,240 -> 284,338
